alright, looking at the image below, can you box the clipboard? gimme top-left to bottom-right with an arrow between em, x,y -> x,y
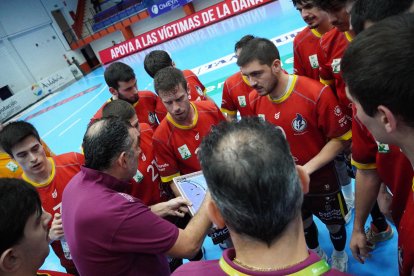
173,171 -> 208,216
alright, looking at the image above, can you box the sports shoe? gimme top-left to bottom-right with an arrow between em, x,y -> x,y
366,223 -> 394,249
312,247 -> 328,262
331,251 -> 348,272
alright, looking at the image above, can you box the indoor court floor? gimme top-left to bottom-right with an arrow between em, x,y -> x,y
12,0 -> 397,274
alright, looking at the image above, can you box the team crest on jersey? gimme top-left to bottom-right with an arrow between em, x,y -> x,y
377,142 -> 390,153
6,161 -> 18,172
258,114 -> 266,121
238,96 -> 247,107
148,112 -> 157,124
178,144 -> 192,160
292,113 -> 307,133
133,170 -> 144,182
309,54 -> 319,69
195,86 -> 204,96
332,58 -> 341,74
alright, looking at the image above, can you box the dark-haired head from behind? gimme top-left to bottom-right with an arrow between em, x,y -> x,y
144,50 -> 174,78
199,117 -> 305,246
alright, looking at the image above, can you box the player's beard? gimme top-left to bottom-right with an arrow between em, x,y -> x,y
118,93 -> 139,104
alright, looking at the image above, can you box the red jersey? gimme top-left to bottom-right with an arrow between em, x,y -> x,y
398,193 -> 414,275
0,140 -> 54,178
153,101 -> 226,183
37,270 -> 71,276
155,70 -> 207,122
130,123 -> 165,206
91,91 -> 159,130
249,75 -> 351,194
22,152 -> 84,272
220,71 -> 254,117
293,27 -> 325,81
351,109 -> 413,226
317,28 -> 353,118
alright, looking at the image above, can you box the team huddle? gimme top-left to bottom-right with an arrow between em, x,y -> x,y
1,0 -> 414,275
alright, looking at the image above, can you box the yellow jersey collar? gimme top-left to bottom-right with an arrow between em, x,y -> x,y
166,102 -> 198,130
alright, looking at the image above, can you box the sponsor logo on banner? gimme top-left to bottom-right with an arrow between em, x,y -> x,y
148,0 -> 193,18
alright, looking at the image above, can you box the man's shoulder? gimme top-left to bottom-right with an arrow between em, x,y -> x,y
194,99 -> 218,111
294,26 -> 311,42
172,260 -> 223,275
54,152 -> 84,167
138,90 -> 157,99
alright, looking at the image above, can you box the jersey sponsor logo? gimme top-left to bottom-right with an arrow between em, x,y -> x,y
237,96 -> 247,107
6,161 -> 19,172
133,169 -> 144,182
292,113 -> 307,133
195,85 -> 204,96
377,142 -> 390,153
274,112 -> 281,120
334,105 -> 343,116
309,54 -> 319,69
195,132 -> 200,141
258,114 -> 265,121
52,189 -> 58,199
178,144 -> 192,160
148,112 -> 157,124
331,58 -> 341,74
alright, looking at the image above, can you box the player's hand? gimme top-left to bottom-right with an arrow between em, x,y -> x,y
350,228 -> 371,264
165,197 -> 191,217
49,213 -> 64,242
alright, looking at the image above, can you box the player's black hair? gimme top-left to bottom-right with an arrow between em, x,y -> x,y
199,117 -> 303,246
104,62 -> 136,90
234,35 -> 255,53
0,121 -> 41,157
143,50 -> 174,78
237,38 -> 281,67
342,13 -> 414,127
102,99 -> 136,122
350,0 -> 413,35
153,67 -> 188,96
0,178 -> 43,255
83,117 -> 134,171
313,0 -> 347,11
292,0 -> 314,8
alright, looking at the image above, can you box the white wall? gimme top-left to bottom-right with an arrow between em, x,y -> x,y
193,0 -> 222,11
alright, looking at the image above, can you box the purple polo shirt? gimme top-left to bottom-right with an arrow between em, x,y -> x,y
62,166 -> 179,276
172,249 -> 348,275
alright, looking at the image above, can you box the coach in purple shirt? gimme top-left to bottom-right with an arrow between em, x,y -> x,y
173,118 -> 348,275
62,117 -> 211,276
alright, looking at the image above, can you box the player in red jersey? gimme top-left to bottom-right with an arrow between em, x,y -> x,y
313,0 -> 355,119
342,11 -> 414,275
0,122 -> 84,275
144,50 -> 209,122
292,0 -> 332,80
91,62 -> 159,129
102,99 -> 166,206
238,38 -> 351,272
221,35 -> 255,121
0,178 -> 71,276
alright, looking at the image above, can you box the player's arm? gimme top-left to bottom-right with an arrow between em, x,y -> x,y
350,167 -> 381,264
166,193 -> 212,258
303,134 -> 351,175
317,41 -> 335,92
220,79 -> 238,122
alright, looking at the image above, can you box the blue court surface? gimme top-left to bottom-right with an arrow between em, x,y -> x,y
16,0 -> 397,274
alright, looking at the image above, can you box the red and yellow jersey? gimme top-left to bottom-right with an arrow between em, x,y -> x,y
155,70 -> 207,123
317,28 -> 353,117
0,140 -> 54,178
293,27 -> 326,81
130,123 -> 165,206
91,91 -> 159,130
22,152 -> 84,270
220,71 -> 254,117
37,270 -> 71,276
153,101 -> 226,183
249,75 -> 351,194
351,109 -> 413,226
398,192 -> 414,275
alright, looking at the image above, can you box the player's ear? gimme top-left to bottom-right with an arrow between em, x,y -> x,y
377,105 -> 397,134
0,248 -> 22,273
207,197 -> 226,228
271,59 -> 281,74
108,87 -> 118,98
296,165 -> 310,195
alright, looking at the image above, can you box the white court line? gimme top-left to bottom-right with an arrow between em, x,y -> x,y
58,118 -> 81,137
41,85 -> 107,139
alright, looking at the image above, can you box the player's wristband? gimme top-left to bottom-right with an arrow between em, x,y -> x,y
208,227 -> 230,245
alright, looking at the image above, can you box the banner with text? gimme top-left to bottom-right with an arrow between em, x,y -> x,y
148,0 -> 193,18
99,0 -> 273,64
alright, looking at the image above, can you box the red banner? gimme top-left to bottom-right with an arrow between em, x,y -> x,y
99,0 -> 273,64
